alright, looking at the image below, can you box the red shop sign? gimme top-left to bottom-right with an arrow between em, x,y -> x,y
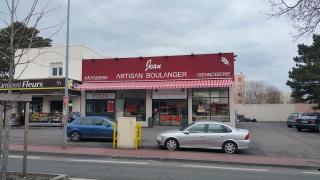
82,53 -> 234,82
107,100 -> 114,113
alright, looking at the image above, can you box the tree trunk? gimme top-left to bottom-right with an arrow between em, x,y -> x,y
1,0 -> 15,179
23,102 -> 30,176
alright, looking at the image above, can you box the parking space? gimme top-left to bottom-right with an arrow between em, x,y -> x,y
9,122 -> 320,159
236,122 -> 320,159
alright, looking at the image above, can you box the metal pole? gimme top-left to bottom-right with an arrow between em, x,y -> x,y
0,102 -> 4,160
22,102 -> 30,176
62,0 -> 70,149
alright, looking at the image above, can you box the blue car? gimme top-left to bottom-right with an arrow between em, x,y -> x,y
67,116 -> 114,142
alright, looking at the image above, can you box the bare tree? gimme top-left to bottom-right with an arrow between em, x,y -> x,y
245,80 -> 283,104
268,0 -> 320,38
265,86 -> 283,104
0,0 -> 62,179
245,80 -> 266,104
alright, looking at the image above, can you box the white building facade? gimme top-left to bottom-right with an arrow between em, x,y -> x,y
2,45 -> 104,125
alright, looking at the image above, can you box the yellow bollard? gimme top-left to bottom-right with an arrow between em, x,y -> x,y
113,123 -> 117,148
139,123 -> 142,147
134,123 -> 142,149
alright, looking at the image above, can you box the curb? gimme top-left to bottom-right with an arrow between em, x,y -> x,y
9,150 -> 320,171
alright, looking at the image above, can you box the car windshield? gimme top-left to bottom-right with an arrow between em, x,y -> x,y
179,122 -> 195,131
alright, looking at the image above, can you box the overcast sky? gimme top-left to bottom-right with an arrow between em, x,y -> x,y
1,0 -> 311,91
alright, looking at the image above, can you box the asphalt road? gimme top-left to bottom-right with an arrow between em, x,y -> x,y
236,122 -> 320,159
9,122 -> 320,159
7,154 -> 320,180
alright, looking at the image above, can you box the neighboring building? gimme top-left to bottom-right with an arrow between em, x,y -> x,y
234,74 -> 245,104
77,53 -> 236,127
1,45 -> 104,125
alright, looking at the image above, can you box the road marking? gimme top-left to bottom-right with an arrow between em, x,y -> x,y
9,155 -> 41,159
183,165 -> 269,172
9,155 -> 148,165
303,171 -> 320,175
70,159 -> 149,165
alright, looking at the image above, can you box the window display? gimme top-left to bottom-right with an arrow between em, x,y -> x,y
124,99 -> 145,121
117,90 -> 146,121
153,99 -> 188,126
192,88 -> 229,122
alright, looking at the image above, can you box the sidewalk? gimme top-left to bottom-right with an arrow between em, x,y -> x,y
9,144 -> 320,170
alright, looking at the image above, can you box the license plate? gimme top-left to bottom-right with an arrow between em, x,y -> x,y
301,120 -> 308,124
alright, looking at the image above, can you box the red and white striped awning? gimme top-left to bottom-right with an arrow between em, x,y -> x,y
76,79 -> 233,90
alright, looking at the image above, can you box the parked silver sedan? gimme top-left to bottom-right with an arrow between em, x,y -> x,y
156,121 -> 250,154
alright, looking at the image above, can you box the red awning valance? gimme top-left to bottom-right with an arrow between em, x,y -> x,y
76,79 -> 233,90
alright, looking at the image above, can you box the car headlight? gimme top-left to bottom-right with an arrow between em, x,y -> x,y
157,135 -> 163,142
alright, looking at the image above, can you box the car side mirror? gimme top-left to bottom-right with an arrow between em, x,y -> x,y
183,131 -> 189,135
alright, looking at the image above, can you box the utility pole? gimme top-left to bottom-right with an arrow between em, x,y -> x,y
62,0 -> 71,149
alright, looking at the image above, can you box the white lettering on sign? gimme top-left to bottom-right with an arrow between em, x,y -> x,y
145,59 -> 161,71
197,72 -> 231,78
146,72 -> 187,79
116,73 -> 144,79
0,81 -> 44,88
84,76 -> 108,81
22,81 -> 44,88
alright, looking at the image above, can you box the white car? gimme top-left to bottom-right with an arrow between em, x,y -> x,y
156,121 -> 250,154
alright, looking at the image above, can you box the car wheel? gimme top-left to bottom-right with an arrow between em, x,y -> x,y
297,127 -> 302,132
223,141 -> 237,154
70,131 -> 81,142
165,138 -> 179,151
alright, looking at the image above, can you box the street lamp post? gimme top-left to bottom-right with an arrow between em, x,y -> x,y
63,0 -> 71,149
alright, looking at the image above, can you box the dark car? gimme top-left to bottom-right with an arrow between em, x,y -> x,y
286,113 -> 303,128
67,116 -> 114,142
296,114 -> 320,132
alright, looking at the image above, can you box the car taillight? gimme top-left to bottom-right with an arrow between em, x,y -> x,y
245,133 -> 250,140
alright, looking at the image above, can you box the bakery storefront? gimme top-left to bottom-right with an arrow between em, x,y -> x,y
78,53 -> 236,127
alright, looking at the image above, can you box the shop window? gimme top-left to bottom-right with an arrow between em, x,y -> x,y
51,63 -> 63,77
153,99 -> 187,126
192,88 -> 229,122
124,99 -> 145,121
50,101 -> 63,113
86,99 -> 115,120
30,97 -> 43,112
118,90 -> 146,121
